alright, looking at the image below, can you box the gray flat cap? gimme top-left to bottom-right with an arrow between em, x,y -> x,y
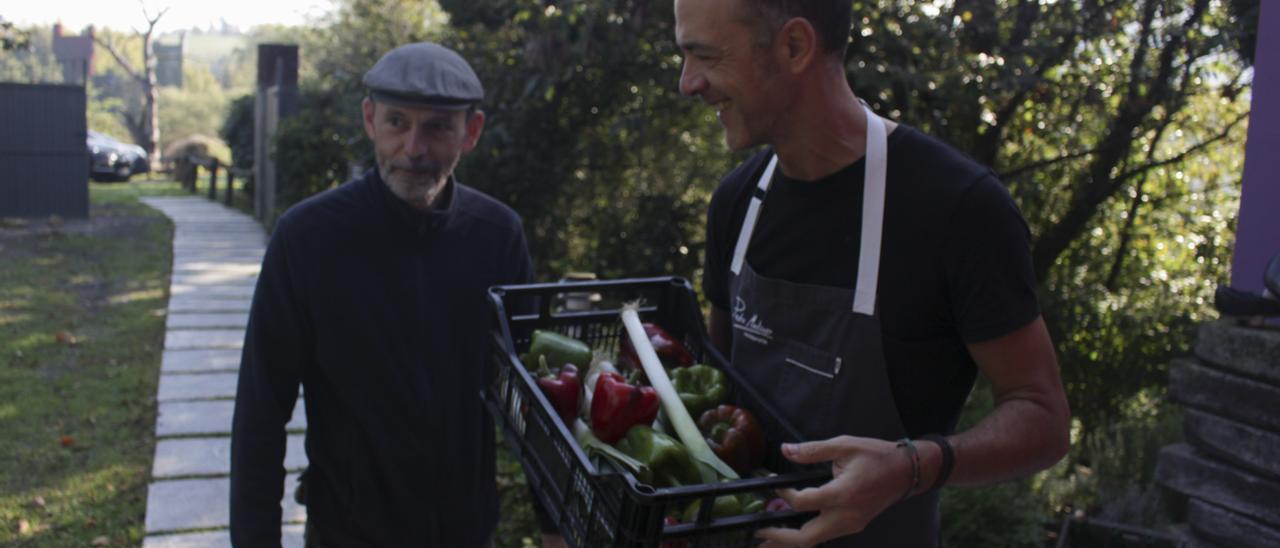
363,42 -> 483,110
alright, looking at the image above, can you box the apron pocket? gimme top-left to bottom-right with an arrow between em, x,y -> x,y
772,338 -> 841,440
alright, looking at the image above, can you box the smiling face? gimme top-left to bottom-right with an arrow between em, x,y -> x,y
362,99 -> 485,210
675,0 -> 790,151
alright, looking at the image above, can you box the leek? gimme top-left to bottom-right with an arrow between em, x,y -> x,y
620,304 -> 738,480
573,418 -> 647,477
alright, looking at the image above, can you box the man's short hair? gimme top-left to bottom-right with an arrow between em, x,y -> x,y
737,0 -> 852,58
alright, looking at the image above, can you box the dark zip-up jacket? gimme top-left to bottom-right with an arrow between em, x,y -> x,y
230,169 -> 533,546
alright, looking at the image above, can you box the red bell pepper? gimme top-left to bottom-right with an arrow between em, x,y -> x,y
618,322 -> 694,370
535,356 -> 581,425
697,404 -> 766,475
590,372 -> 659,444
659,515 -> 687,548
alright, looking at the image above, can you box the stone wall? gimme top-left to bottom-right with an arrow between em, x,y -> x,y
1155,320 -> 1280,547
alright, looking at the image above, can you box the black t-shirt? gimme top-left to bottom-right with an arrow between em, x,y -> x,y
703,125 -> 1039,436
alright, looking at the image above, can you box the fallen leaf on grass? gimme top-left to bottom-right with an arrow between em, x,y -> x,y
55,330 -> 78,345
92,536 -> 110,546
16,519 -> 46,535
60,435 -> 76,447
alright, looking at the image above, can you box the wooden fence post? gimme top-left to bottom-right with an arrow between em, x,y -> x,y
225,169 -> 236,206
208,160 -> 220,201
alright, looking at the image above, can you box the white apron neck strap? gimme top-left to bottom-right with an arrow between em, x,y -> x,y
853,104 -> 888,315
729,154 -> 779,275
727,105 -> 888,317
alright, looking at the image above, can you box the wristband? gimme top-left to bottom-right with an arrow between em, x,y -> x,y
894,438 -> 920,501
920,434 -> 955,493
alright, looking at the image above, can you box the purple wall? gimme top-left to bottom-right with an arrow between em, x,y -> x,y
1232,2 -> 1280,291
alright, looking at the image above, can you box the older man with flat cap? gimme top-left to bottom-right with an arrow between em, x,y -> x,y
230,42 -> 533,547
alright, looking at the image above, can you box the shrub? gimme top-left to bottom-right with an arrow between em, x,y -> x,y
942,480 -> 1046,547
220,94 -> 256,171
163,134 -> 229,188
270,91 -> 357,213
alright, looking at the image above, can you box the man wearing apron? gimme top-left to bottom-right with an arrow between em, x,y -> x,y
675,1 -> 1072,546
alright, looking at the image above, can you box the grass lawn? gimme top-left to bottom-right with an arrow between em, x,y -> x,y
0,180 -> 186,546
1,179 -> 542,546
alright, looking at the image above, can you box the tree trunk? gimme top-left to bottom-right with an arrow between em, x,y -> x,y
143,32 -> 160,172
91,7 -> 166,173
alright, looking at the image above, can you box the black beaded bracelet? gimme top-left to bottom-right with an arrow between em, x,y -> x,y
895,438 -> 920,501
920,434 -> 955,493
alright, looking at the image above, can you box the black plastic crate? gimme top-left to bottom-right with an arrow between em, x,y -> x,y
482,276 -> 830,547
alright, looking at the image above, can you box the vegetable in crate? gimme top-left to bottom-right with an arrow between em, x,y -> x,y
659,516 -> 687,548
534,356 -> 580,425
697,404 -> 766,475
618,322 -> 694,369
615,425 -> 702,488
527,329 -> 592,370
680,496 -> 747,522
670,364 -> 728,418
621,305 -> 738,480
590,372 -> 660,443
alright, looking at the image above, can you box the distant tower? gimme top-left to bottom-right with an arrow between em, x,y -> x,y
155,33 -> 184,88
51,23 -> 95,85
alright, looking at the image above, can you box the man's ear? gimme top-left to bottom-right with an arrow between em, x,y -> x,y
361,98 -> 377,139
462,110 -> 486,152
777,17 -> 819,75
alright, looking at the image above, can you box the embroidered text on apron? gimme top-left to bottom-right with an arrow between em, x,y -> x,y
728,105 -> 939,547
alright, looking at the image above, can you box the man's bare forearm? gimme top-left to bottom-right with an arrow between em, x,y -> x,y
917,317 -> 1071,491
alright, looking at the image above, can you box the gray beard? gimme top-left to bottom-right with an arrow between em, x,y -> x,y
380,166 -> 447,210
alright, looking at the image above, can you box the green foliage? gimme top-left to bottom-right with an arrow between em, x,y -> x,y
240,0 -> 1255,538
938,381 -> 1048,546
845,0 -> 1250,438
1,16 -> 32,52
219,25 -> 319,94
444,0 -> 734,279
271,90 -> 354,210
220,94 -> 256,170
0,25 -> 62,83
86,83 -> 135,142
1039,391 -> 1185,526
941,481 -> 1046,547
87,28 -> 150,145
305,0 -> 448,97
158,60 -> 232,154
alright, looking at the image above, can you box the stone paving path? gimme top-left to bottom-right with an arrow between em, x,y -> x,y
140,198 -> 306,547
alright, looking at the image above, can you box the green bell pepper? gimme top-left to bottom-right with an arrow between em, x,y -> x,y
681,495 -> 745,523
680,493 -> 766,523
527,329 -> 593,370
615,425 -> 702,488
670,364 -> 728,419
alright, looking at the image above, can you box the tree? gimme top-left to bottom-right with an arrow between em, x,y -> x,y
441,0 -> 735,278
843,0 -> 1252,431
0,24 -> 61,83
93,6 -> 167,171
263,0 -> 1254,435
158,59 -> 230,154
1,15 -> 32,52
253,0 -> 1255,541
